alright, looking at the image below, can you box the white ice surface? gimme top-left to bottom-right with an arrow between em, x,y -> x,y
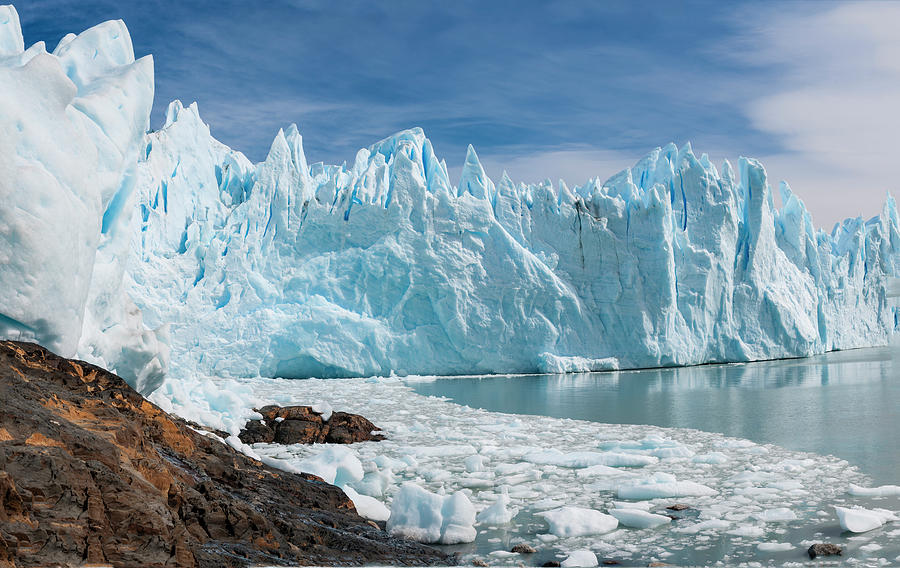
182,374 -> 898,566
386,483 -> 476,544
535,507 -> 618,537
834,505 -> 898,533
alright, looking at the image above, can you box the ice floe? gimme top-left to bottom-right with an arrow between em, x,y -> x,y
213,374 -> 900,565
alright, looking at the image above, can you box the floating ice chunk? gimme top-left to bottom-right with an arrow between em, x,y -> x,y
599,436 -> 694,459
387,483 -> 476,544
465,454 -> 486,472
753,508 -> 798,522
476,490 -> 518,525
561,550 -> 598,568
672,519 -> 731,534
352,468 -> 393,497
343,486 -> 390,522
537,353 -> 619,373
525,449 -> 657,468
757,542 -> 793,552
834,505 -> 897,533
693,452 -> 729,464
312,400 -> 333,421
859,543 -> 883,553
849,484 -> 900,497
295,446 -> 364,487
726,524 -> 765,538
576,464 -> 628,478
608,508 -> 671,529
611,501 -> 652,511
617,473 -> 716,499
536,506 -> 618,537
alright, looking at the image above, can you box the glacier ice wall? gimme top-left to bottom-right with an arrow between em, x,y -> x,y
1,7 -> 898,389
130,101 -> 900,380
0,6 -> 167,393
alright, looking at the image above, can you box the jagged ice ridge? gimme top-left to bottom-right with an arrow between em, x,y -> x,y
0,6 -> 898,394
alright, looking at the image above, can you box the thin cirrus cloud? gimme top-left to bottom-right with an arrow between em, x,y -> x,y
14,0 -> 899,229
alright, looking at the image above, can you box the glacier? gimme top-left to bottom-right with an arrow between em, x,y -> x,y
1,6 -> 899,393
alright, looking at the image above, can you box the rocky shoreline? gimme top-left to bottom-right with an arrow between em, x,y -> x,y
0,340 -> 451,567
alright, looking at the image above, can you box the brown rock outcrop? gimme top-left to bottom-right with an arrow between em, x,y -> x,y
0,340 -> 449,567
240,404 -> 385,445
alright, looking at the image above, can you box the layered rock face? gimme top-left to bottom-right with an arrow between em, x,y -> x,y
0,340 -> 448,567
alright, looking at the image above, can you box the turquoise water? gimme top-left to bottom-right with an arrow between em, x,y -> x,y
412,346 -> 900,485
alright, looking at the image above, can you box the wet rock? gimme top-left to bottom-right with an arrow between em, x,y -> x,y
472,560 -> 489,567
542,562 -> 561,567
240,405 -> 385,445
511,543 -> 536,554
602,561 -> 620,566
0,341 -> 448,568
666,504 -> 691,511
807,543 -> 842,559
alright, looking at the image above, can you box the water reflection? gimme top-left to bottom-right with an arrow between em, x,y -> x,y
412,346 -> 900,484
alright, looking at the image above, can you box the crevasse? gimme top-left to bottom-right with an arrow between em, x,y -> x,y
1,7 -> 898,393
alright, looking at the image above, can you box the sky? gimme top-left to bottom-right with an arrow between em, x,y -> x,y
16,0 -> 900,228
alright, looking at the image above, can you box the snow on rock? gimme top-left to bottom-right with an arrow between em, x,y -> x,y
0,5 -> 166,393
386,483 -> 476,544
536,506 -> 618,537
561,550 -> 598,568
607,507 -> 672,529
834,505 -> 898,533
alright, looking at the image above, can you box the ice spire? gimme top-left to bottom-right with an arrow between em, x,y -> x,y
458,144 -> 496,205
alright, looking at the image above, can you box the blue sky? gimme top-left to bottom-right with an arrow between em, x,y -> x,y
17,0 -> 900,227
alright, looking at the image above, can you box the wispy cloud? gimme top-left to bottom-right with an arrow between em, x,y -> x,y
723,1 -> 900,227
17,0 -> 899,228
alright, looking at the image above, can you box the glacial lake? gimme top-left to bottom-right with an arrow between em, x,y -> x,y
412,346 -> 900,486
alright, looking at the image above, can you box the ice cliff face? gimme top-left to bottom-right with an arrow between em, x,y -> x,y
0,7 -> 167,393
1,8 -> 898,390
130,107 -> 900,380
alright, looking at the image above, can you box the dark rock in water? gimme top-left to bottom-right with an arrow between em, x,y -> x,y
602,561 -> 620,565
666,503 -> 691,511
807,543 -> 842,559
511,543 -> 536,554
273,417 -> 324,445
326,411 -> 384,444
542,561 -> 561,567
238,419 -> 275,444
0,341 -> 449,568
472,560 -> 489,567
240,404 -> 385,445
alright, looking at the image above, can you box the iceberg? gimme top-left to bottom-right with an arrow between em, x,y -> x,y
1,7 -> 899,391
